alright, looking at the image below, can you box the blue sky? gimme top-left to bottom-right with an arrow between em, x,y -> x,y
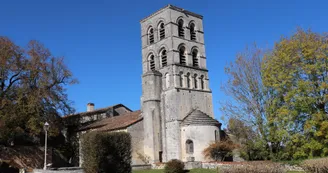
0,0 -> 327,121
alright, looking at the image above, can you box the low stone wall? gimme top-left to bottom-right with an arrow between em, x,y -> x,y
28,162 -> 304,172
281,164 -> 304,172
202,162 -> 231,169
151,163 -> 166,169
31,167 -> 83,173
132,164 -> 152,170
184,162 -> 202,169
151,161 -> 303,172
202,162 -> 304,172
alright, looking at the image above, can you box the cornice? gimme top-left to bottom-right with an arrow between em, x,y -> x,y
140,4 -> 203,24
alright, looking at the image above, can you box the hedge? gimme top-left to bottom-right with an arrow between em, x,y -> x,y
300,157 -> 328,173
218,162 -> 285,173
164,159 -> 184,173
81,131 -> 132,173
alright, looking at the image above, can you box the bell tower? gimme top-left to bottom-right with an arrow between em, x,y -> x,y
140,5 -> 214,162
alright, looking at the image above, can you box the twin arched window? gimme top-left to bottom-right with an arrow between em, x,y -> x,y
148,46 -> 200,71
186,139 -> 194,154
148,48 -> 167,71
147,21 -> 165,44
179,46 -> 199,67
147,19 -> 196,45
178,19 -> 197,41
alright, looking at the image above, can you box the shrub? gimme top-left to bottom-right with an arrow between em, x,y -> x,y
203,139 -> 239,161
219,162 -> 285,173
0,161 -> 19,173
300,157 -> 328,173
164,159 -> 184,173
81,131 -> 132,173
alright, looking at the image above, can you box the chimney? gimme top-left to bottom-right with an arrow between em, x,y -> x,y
87,103 -> 95,112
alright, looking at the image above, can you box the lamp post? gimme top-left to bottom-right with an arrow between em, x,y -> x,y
43,122 -> 49,170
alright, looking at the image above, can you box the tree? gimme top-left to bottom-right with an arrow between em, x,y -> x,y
228,118 -> 269,160
222,45 -> 269,137
203,139 -> 239,161
222,28 -> 328,160
221,45 -> 273,158
262,29 -> 328,159
0,36 -> 77,145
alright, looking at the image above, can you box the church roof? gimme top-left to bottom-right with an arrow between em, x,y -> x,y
78,110 -> 142,132
181,109 -> 221,127
62,103 -> 131,119
140,4 -> 203,23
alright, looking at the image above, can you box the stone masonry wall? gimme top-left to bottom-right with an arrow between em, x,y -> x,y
127,120 -> 145,165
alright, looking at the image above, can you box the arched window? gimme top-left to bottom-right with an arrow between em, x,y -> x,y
160,49 -> 167,67
192,49 -> 199,67
200,75 -> 204,89
165,73 -> 170,89
215,130 -> 219,141
194,74 -> 198,89
186,73 -> 191,88
186,140 -> 194,154
159,22 -> 165,40
190,23 -> 196,41
179,46 -> 186,65
179,72 -> 184,87
149,54 -> 155,71
178,19 -> 184,38
148,27 -> 154,44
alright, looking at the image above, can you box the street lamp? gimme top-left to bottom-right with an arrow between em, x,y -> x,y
43,122 -> 49,170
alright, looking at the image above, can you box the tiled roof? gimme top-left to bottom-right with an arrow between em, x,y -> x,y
79,110 -> 142,131
62,104 -> 131,119
181,109 -> 221,126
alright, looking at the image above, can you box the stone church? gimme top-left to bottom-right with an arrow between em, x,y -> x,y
63,4 -> 223,166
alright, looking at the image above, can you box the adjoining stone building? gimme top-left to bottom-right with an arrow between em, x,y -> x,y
63,4 -> 223,166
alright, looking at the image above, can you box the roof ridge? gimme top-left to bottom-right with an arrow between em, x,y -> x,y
62,103 -> 131,118
182,108 -> 198,121
181,109 -> 220,126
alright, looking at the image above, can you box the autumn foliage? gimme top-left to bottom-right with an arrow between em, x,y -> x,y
203,140 -> 239,161
0,36 -> 77,145
222,29 -> 328,160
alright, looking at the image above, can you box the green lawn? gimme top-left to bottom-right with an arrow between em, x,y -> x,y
133,169 -> 218,173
